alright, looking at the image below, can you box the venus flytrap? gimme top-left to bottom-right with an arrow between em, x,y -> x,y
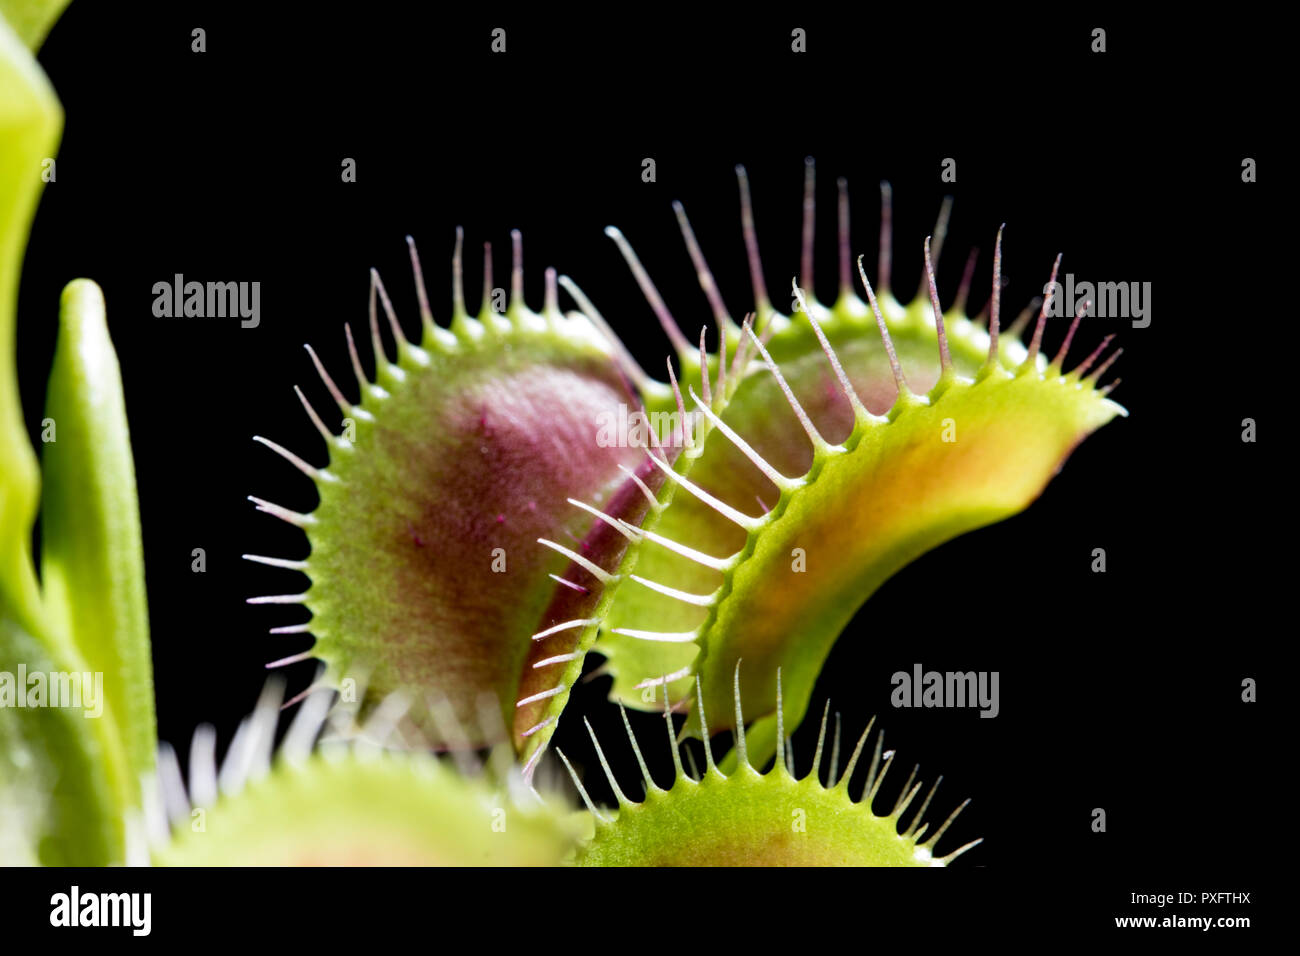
243,232 -> 668,758
245,162 -> 1123,786
2,0 -> 1125,861
563,164 -> 1124,769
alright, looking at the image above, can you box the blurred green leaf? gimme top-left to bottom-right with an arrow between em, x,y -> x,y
0,0 -> 71,51
0,8 -> 58,635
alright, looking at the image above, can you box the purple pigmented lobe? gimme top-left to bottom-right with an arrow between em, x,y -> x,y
326,357 -> 646,746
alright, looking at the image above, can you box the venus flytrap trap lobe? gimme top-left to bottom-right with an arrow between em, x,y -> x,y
562,665 -> 979,866
244,230 -> 669,757
150,678 -> 585,866
563,162 -> 1124,768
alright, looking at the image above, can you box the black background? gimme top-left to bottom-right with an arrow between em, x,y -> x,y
9,0 -> 1275,927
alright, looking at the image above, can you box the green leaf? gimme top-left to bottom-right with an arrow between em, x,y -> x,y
0,0 -> 72,51
0,278 -> 153,865
41,278 -> 156,796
